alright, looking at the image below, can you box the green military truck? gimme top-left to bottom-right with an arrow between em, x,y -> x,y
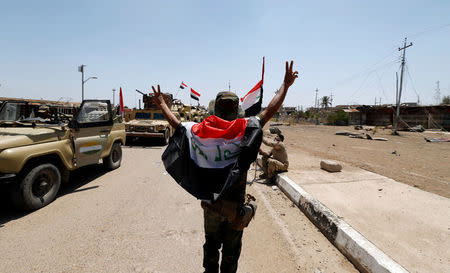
0,100 -> 126,210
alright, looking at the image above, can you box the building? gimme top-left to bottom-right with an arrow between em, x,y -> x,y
344,105 -> 450,130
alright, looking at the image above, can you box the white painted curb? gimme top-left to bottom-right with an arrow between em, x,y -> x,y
276,173 -> 409,273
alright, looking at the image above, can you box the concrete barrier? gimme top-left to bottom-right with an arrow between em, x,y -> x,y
276,174 -> 409,273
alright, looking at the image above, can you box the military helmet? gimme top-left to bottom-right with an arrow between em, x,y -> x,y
214,92 -> 239,121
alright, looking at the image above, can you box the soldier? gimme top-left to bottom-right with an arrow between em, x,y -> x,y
259,133 -> 289,181
151,60 -> 298,273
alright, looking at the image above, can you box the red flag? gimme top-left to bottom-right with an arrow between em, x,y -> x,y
119,87 -> 124,115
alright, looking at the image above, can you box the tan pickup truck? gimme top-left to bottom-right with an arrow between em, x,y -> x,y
0,100 -> 126,210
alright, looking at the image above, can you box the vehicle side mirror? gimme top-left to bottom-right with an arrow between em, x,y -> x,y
69,119 -> 79,131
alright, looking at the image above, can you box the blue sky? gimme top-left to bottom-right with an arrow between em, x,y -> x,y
1,0 -> 449,109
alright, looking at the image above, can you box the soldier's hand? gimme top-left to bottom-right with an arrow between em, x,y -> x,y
151,85 -> 166,108
284,60 -> 299,88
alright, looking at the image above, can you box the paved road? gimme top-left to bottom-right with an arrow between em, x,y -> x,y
0,145 -> 356,273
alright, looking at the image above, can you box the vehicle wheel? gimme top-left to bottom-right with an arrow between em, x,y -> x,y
12,163 -> 61,210
103,142 -> 122,170
162,128 -> 170,145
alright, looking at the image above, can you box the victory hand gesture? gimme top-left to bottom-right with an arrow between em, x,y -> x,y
284,60 -> 299,88
151,84 -> 180,128
151,85 -> 166,109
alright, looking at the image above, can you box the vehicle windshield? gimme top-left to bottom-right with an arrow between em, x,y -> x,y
135,112 -> 151,119
76,101 -> 110,123
153,113 -> 165,120
0,102 -> 34,121
0,101 -> 75,125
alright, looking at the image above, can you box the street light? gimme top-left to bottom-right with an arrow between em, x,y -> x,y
112,88 -> 116,106
78,65 -> 98,101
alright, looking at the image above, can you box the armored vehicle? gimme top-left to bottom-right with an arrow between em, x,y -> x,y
0,100 -> 126,210
190,105 -> 207,122
124,90 -> 174,144
171,102 -> 192,122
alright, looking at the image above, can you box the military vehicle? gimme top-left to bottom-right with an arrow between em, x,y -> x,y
0,100 -> 126,210
172,103 -> 192,122
124,90 -> 174,144
170,103 -> 207,123
190,105 -> 207,122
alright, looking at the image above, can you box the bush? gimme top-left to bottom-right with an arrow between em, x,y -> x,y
442,95 -> 450,105
326,110 -> 349,125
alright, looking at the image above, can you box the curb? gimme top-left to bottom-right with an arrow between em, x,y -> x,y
276,173 -> 409,273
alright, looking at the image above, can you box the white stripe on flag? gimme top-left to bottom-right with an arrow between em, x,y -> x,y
241,87 -> 261,111
183,122 -> 243,169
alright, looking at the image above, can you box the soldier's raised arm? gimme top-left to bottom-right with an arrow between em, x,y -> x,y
151,85 -> 181,129
259,60 -> 298,126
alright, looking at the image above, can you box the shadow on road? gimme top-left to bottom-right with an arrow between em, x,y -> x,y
0,164 -> 107,228
125,137 -> 166,149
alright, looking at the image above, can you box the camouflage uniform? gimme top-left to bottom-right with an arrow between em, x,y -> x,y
203,174 -> 246,273
202,92 -> 257,273
261,137 -> 289,179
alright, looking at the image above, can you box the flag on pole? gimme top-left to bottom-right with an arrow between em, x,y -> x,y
180,81 -> 188,89
190,88 -> 200,101
241,57 -> 265,117
119,87 -> 124,115
161,115 -> 263,202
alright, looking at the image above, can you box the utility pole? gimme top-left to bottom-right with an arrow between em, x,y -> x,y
328,95 -> 331,107
315,88 -> 318,110
112,88 -> 116,106
394,37 -> 413,134
228,81 -> 231,92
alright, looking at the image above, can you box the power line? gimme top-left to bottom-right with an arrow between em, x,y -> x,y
334,48 -> 399,89
408,23 -> 450,39
404,64 -> 420,100
347,59 -> 400,101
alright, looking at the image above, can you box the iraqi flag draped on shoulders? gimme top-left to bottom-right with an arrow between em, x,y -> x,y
241,57 -> 265,117
162,115 -> 262,202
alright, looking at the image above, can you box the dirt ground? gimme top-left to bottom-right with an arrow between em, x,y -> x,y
267,124 -> 450,198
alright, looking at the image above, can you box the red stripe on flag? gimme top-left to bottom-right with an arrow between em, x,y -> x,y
191,88 -> 200,97
240,80 -> 262,102
192,116 -> 248,140
182,82 -> 188,87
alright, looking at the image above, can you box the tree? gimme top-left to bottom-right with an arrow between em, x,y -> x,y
326,110 -> 349,125
442,95 -> 450,105
321,96 -> 331,108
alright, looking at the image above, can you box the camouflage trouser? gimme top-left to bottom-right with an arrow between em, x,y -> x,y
261,157 -> 288,179
203,209 -> 243,273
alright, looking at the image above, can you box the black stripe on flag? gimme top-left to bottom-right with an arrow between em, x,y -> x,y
191,94 -> 199,101
244,85 -> 263,117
